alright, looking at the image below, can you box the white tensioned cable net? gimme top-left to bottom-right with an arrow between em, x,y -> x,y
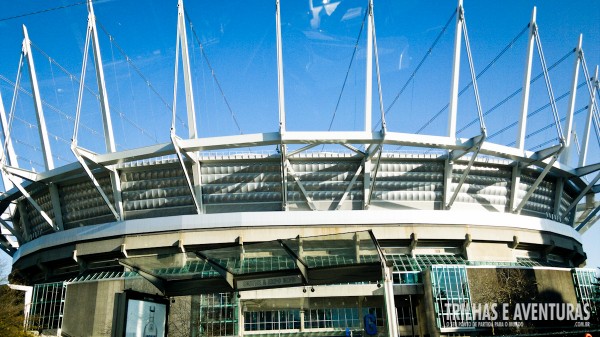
378,9 -> 458,132
0,74 -> 74,163
579,51 -> 600,149
533,29 -> 564,142
0,47 -> 94,169
326,8 -> 368,132
412,24 -> 530,138
184,10 -> 243,135
493,81 -> 586,145
95,20 -> 182,146
458,49 -> 575,137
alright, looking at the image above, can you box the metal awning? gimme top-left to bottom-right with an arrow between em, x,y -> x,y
119,230 -> 384,296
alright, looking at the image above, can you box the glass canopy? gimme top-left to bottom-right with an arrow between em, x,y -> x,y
119,230 -> 383,296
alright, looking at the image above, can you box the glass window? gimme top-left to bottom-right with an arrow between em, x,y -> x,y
27,282 -> 67,331
430,265 -> 473,329
572,268 -> 599,319
198,293 -> 237,337
244,309 -> 300,331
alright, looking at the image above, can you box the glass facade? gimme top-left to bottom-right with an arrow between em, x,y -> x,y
243,307 -> 384,333
305,307 -> 371,329
244,310 -> 301,331
430,265 -> 473,329
198,293 -> 237,337
26,282 -> 66,331
23,253 -> 593,336
572,268 -> 599,319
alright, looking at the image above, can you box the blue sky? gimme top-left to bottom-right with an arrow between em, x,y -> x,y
0,0 -> 599,278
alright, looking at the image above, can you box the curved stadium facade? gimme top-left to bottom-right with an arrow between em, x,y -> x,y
0,0 -> 599,336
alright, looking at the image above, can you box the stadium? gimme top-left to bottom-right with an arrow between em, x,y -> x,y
0,0 -> 599,336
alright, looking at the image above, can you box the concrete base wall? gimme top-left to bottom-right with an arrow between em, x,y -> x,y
62,280 -> 124,337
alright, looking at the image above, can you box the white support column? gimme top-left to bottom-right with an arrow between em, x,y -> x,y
176,0 -> 203,214
16,202 -> 31,241
87,0 -> 124,219
0,91 -> 17,192
363,159 -> 371,209
87,0 -> 116,153
177,0 -> 198,139
580,66 -> 598,167
516,7 -> 537,151
22,25 -> 54,171
281,144 -> 289,211
443,158 -> 454,210
237,300 -> 244,337
383,264 -> 398,337
276,0 -> 286,135
364,0 -> 373,132
553,177 -> 564,217
561,34 -> 582,165
0,91 -> 18,168
48,183 -> 64,231
447,0 -> 463,139
276,0 -> 288,211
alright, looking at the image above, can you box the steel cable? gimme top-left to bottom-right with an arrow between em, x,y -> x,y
327,8 -> 369,131
375,9 -> 457,130
184,10 -> 243,135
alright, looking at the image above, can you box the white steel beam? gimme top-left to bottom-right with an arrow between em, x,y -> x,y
443,159 -> 454,210
561,35 -> 583,164
48,183 -> 64,231
516,7 -> 537,151
514,152 -> 561,214
580,66 -> 598,167
280,144 -> 288,211
0,218 -> 23,243
0,235 -> 15,256
365,147 -> 383,208
276,0 -> 286,134
177,0 -> 198,139
534,30 -> 565,143
574,162 -> 600,177
449,134 -> 484,161
0,91 -> 18,172
87,0 -> 124,220
286,159 -> 316,211
553,178 -> 564,217
335,160 -> 364,210
119,260 -> 167,294
530,143 -> 563,164
278,239 -> 309,284
509,165 -> 522,214
447,0 -> 463,139
370,2 -> 386,133
191,155 -> 204,214
511,143 -> 562,213
71,146 -> 121,221
87,0 -> 116,153
363,158 -> 371,210
174,144 -> 204,213
562,171 -> 600,222
171,136 -> 202,214
22,25 -> 54,171
383,264 -> 399,337
195,252 -> 235,290
341,144 -> 366,156
2,166 -> 38,183
575,204 -> 600,234
5,171 -> 56,231
364,0 -> 373,132
446,136 -> 485,209
287,144 -> 318,158
16,202 -> 31,241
